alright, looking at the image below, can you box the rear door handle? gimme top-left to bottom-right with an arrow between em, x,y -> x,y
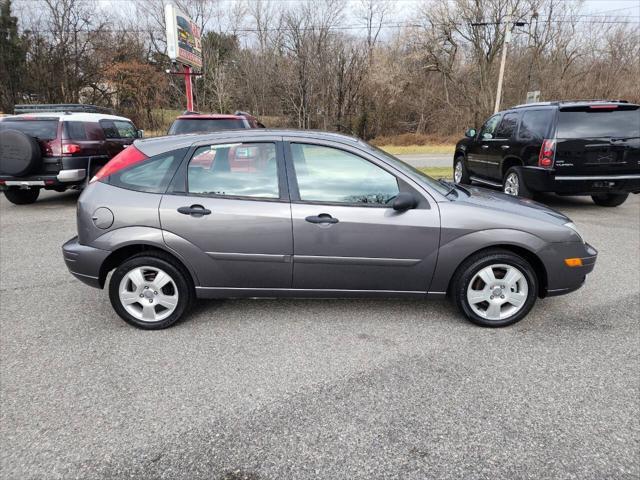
305,213 -> 339,224
501,145 -> 510,150
481,145 -> 489,149
177,204 -> 211,217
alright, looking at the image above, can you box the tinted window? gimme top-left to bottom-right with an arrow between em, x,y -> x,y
65,121 -> 87,140
557,108 -> 640,138
113,120 -> 137,138
100,119 -> 136,139
187,143 -> 279,198
292,144 -> 399,205
109,148 -> 186,193
100,120 -> 119,139
0,120 -> 58,140
519,110 -> 553,141
495,113 -> 519,139
479,115 -> 501,139
168,119 -> 247,135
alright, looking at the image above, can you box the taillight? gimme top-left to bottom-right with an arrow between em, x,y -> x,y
62,143 -> 81,155
538,139 -> 556,168
90,146 -> 148,184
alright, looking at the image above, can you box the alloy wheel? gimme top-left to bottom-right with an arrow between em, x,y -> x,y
466,263 -> 528,321
118,266 -> 179,322
454,161 -> 463,183
504,172 -> 519,196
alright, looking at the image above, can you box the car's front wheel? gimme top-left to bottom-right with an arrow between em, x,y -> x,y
4,188 -> 40,205
453,156 -> 470,184
591,193 -> 628,207
109,252 -> 194,329
452,249 -> 538,327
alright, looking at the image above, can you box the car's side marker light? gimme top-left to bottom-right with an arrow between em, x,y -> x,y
564,258 -> 583,267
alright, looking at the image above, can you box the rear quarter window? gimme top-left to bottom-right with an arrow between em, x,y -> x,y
518,110 -> 554,141
108,148 -> 187,193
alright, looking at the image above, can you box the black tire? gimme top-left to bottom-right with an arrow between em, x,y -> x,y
0,129 -> 42,176
3,188 -> 40,205
451,249 -> 538,327
453,155 -> 471,184
108,251 -> 194,330
591,193 -> 628,207
503,166 -> 533,199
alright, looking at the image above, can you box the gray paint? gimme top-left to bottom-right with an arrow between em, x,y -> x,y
64,129 -> 597,303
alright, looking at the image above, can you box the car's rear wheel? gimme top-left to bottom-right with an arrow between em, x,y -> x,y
503,167 -> 533,198
591,193 -> 628,207
109,252 -> 194,329
452,249 -> 538,327
453,156 -> 470,184
3,188 -> 40,205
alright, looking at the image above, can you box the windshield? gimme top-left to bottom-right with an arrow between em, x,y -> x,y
364,142 -> 452,196
557,108 -> 640,138
168,118 -> 247,135
0,119 -> 58,140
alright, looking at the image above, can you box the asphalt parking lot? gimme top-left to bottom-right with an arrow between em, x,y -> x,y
1,189 -> 638,479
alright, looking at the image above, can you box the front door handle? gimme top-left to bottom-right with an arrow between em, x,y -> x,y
177,204 -> 211,217
481,145 -> 489,149
305,213 -> 339,224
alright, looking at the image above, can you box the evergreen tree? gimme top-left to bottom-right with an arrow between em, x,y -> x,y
0,0 -> 25,113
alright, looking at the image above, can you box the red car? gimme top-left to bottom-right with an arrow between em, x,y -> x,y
167,111 -> 264,135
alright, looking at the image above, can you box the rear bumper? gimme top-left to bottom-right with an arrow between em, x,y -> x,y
0,169 -> 86,188
522,167 -> 640,194
62,236 -> 110,288
539,242 -> 598,297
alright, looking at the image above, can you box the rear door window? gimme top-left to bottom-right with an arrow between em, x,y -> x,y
557,108 -> 640,138
187,142 -> 280,199
0,119 -> 58,140
519,110 -> 554,141
495,113 -> 519,139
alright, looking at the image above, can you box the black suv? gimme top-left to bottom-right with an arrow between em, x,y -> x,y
453,101 -> 640,206
0,104 -> 141,205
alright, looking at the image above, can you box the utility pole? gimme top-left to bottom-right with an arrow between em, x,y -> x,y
494,18 -> 512,114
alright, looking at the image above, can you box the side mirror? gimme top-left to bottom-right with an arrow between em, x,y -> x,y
137,129 -> 145,138
464,128 -> 476,138
392,192 -> 418,211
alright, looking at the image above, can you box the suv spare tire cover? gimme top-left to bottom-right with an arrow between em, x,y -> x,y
0,129 -> 43,176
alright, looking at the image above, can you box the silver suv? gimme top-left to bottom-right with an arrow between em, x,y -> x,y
62,130 -> 597,329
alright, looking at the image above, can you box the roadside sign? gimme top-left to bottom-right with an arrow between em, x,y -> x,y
526,91 -> 541,103
164,4 -> 202,69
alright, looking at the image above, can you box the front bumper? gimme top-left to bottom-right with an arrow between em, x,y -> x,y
521,167 -> 640,195
0,169 -> 86,188
539,242 -> 598,297
62,236 -> 111,288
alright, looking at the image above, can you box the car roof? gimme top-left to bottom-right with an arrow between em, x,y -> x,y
134,129 -> 363,157
176,114 -> 246,120
3,112 -> 133,122
508,100 -> 637,110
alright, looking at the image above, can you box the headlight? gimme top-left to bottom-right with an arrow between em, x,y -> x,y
564,222 -> 584,243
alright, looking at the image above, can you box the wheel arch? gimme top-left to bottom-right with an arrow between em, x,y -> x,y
98,243 -> 198,289
501,156 -> 523,178
446,244 -> 548,298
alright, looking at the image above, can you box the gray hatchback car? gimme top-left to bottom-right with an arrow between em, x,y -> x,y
62,130 -> 597,329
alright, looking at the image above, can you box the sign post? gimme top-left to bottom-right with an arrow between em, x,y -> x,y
165,3 -> 203,111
